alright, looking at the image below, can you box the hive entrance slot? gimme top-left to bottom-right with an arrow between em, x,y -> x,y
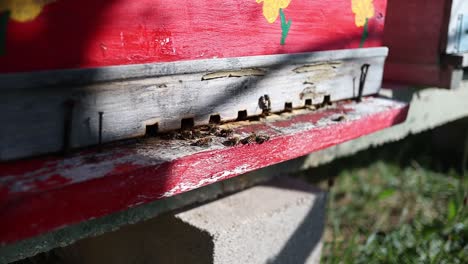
181,118 -> 195,130
209,114 -> 221,124
284,102 -> 293,112
237,110 -> 248,121
145,123 -> 159,137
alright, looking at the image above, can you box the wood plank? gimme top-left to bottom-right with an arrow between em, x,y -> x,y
0,0 -> 387,73
0,96 -> 409,246
0,48 -> 388,161
384,61 -> 463,89
446,0 -> 468,54
383,0 -> 447,65
382,0 -> 466,88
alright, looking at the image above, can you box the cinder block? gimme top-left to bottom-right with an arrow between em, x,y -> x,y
54,177 -> 327,264
176,177 -> 327,264
54,214 -> 214,264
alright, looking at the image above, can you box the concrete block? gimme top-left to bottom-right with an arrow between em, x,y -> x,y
51,177 -> 326,264
176,177 -> 327,264
54,214 -> 214,264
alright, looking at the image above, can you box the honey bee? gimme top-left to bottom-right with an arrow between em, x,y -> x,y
198,124 -> 215,132
223,136 -> 240,146
216,128 -> 234,138
192,128 -> 204,139
332,115 -> 346,122
178,130 -> 194,140
255,134 -> 270,144
198,124 -> 221,136
198,125 -> 211,131
241,133 -> 257,145
209,125 -> 220,134
191,137 -> 212,147
258,94 -> 271,115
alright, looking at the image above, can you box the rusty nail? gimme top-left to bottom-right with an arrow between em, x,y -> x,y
356,64 -> 370,103
98,112 -> 104,146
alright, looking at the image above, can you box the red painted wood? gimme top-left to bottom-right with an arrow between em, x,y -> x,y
384,62 -> 455,88
383,0 -> 448,65
0,97 -> 408,246
382,0 -> 453,87
0,0 -> 387,73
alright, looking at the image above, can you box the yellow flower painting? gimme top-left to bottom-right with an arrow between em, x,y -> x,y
256,0 -> 291,24
0,0 -> 55,56
256,0 -> 292,45
351,0 -> 374,27
351,0 -> 374,47
0,0 -> 55,22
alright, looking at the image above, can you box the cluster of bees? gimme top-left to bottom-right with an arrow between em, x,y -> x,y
159,125 -> 270,147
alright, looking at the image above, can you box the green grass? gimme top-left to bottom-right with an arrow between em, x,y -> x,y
301,132 -> 468,263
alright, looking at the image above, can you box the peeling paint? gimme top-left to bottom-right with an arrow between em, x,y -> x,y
293,61 -> 342,73
0,97 -> 408,246
303,70 -> 337,84
201,69 -> 266,80
299,87 -> 328,102
0,97 -> 405,194
160,164 -> 251,198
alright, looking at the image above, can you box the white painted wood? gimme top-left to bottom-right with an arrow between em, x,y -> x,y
0,48 -> 387,91
446,0 -> 468,54
0,48 -> 387,161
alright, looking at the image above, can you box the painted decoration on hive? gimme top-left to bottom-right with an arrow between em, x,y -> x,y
352,0 -> 375,47
0,0 -> 56,55
0,0 -> 386,73
0,0 -> 55,22
256,0 -> 292,45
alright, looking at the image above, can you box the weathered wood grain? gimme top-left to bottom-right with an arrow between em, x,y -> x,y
0,97 -> 408,246
0,48 -> 388,161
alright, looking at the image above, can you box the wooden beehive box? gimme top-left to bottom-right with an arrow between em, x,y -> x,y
0,1 -> 412,254
383,0 -> 468,88
0,0 -> 390,161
